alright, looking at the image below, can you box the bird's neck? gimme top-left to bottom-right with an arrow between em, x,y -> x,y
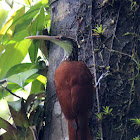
53,36 -> 78,61
63,46 -> 78,61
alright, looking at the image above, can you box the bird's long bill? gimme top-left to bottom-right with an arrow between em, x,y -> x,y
25,35 -> 73,55
25,35 -> 61,41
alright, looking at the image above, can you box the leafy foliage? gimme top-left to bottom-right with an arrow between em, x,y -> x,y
102,106 -> 113,116
92,24 -> 106,36
131,118 -> 140,129
96,106 -> 113,119
96,112 -> 104,121
129,0 -> 139,12
0,96 -> 45,139
0,0 -> 50,139
133,136 -> 140,140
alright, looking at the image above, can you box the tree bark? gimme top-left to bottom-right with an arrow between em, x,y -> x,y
43,0 -> 92,139
42,0 -> 140,140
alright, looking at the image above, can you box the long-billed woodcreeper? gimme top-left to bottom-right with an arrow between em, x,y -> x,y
25,35 -> 93,140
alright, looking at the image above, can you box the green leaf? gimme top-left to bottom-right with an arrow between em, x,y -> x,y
21,0 -> 47,25
25,92 -> 45,112
24,73 -> 39,84
8,99 -> 29,129
29,7 -> 45,35
93,24 -> 106,35
0,131 -> 15,140
4,63 -> 34,78
0,2 -> 10,31
131,118 -> 140,127
30,76 -> 46,94
0,117 -> 22,139
24,0 -> 32,5
0,44 -> 6,56
44,13 -> 51,28
0,6 -> 25,44
102,26 -> 107,34
123,32 -> 131,36
41,0 -> 49,4
28,105 -> 44,127
0,82 -> 29,100
8,99 -> 22,112
0,83 -> 21,100
0,87 -> 10,99
1,1 -> 48,44
8,29 -> 29,44
28,40 -> 39,63
14,18 -> 33,33
95,112 -> 103,121
4,62 -> 46,79
106,66 -> 110,70
0,39 -> 31,79
7,69 -> 38,88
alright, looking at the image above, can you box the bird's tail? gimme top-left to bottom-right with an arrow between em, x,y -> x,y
68,113 -> 92,140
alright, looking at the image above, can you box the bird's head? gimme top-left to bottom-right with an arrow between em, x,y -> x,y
25,35 -> 78,61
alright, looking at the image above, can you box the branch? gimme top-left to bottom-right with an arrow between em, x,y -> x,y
3,86 -> 26,101
0,79 -> 7,84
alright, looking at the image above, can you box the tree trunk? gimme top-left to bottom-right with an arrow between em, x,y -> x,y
42,0 -> 140,139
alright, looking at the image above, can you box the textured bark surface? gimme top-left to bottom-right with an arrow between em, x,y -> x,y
43,0 -> 140,140
91,0 -> 140,140
43,0 -> 92,139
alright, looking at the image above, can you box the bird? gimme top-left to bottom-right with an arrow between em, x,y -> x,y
25,35 -> 93,140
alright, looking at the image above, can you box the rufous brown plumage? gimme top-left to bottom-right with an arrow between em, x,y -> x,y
25,35 -> 93,140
